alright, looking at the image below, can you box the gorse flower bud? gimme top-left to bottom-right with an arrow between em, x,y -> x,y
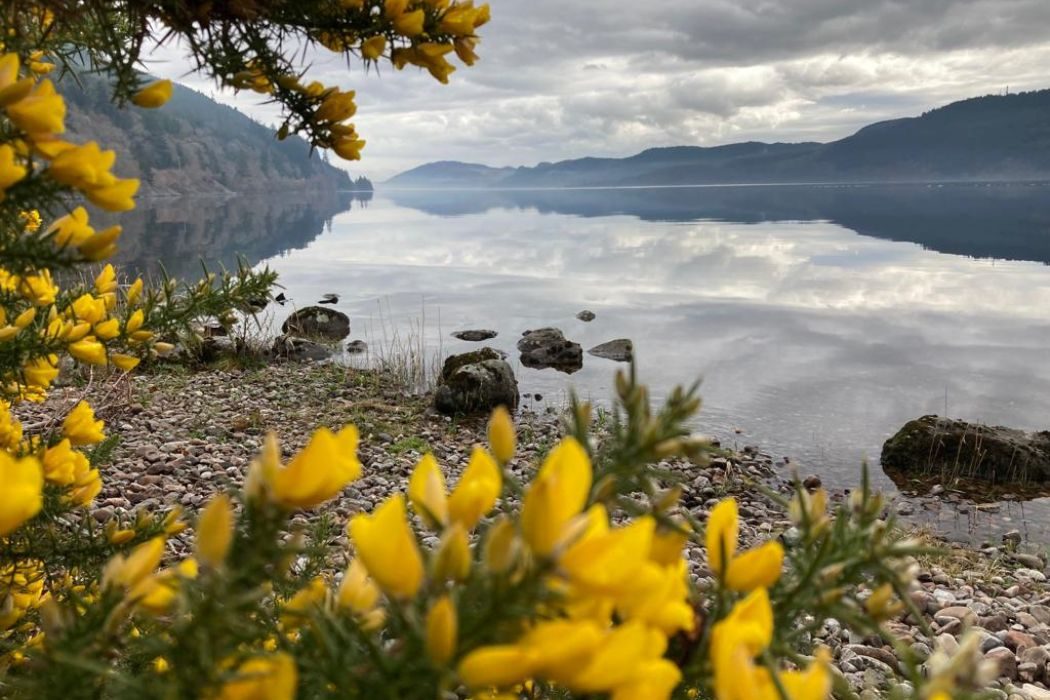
425,595 -> 457,666
195,493 -> 234,568
408,453 -> 448,528
487,405 -> 515,464
281,577 -> 328,630
433,523 -> 471,582
337,559 -> 380,615
865,582 -> 904,621
102,536 -> 166,591
483,515 -> 519,574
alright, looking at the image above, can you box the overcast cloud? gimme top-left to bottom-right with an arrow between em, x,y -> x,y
143,0 -> 1050,179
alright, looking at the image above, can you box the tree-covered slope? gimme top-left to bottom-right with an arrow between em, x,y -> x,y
61,73 -> 362,196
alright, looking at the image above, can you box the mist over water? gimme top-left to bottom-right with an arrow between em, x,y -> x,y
121,182 -> 1050,543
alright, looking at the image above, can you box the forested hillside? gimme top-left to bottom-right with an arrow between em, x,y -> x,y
61,72 -> 366,196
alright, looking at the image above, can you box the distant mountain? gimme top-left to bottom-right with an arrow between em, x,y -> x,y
61,72 -> 372,197
390,160 -> 515,187
387,90 -> 1050,188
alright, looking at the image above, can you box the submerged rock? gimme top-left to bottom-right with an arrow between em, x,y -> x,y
281,306 -> 350,340
452,329 -> 498,342
272,335 -> 332,362
346,340 -> 368,354
434,349 -> 518,415
881,415 -> 1050,484
576,310 -> 596,322
517,328 -> 583,374
587,339 -> 633,362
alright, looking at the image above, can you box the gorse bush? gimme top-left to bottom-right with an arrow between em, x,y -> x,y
0,368 -> 1000,700
0,2 -> 1002,699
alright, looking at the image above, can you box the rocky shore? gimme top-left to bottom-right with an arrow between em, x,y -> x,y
20,362 -> 1050,699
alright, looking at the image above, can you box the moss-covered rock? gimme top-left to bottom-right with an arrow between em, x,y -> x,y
881,415 -> 1050,485
439,347 -> 505,382
281,306 -> 350,340
434,353 -> 518,416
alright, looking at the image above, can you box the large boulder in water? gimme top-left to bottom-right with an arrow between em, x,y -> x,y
881,415 -> 1050,485
281,306 -> 350,340
434,348 -> 518,415
517,328 -> 583,374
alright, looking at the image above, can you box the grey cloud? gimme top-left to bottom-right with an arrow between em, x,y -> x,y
142,0 -> 1050,178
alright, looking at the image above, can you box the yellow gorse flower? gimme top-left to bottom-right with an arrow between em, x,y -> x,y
131,79 -> 173,108
0,400 -> 23,451
6,78 -> 65,134
0,560 -> 45,631
62,400 -> 105,445
0,54 -> 34,108
361,35 -> 386,60
520,437 -> 592,557
94,264 -> 117,296
409,446 -> 501,531
710,588 -> 831,700
245,427 -> 361,509
0,452 -> 43,536
348,494 -> 424,599
0,143 -> 27,194
40,438 -> 89,485
448,446 -> 501,529
459,618 -> 682,700
215,653 -> 298,700
705,498 -> 784,592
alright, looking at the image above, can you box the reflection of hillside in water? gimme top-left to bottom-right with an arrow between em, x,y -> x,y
100,191 -> 369,279
386,183 -> 1050,265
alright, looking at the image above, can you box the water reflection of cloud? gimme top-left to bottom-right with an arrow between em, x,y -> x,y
292,200 -> 1050,321
255,191 -> 1050,543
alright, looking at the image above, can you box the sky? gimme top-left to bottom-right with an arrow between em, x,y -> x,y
144,0 -> 1050,180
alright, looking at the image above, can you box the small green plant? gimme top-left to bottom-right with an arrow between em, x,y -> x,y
388,435 -> 429,455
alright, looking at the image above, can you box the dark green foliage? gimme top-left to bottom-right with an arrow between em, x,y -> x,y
56,71 -> 355,195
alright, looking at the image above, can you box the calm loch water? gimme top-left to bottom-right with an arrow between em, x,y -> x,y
116,183 -> 1050,543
